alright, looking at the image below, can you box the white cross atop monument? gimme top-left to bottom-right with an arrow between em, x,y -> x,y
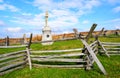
41,11 -> 53,45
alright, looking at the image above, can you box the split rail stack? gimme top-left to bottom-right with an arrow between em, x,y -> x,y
0,45 -> 31,75
31,48 -> 86,68
30,39 -> 108,75
100,42 -> 120,55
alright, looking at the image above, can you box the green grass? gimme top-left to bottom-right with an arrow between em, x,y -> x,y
0,47 -> 25,54
0,37 -> 120,78
0,55 -> 120,78
30,39 -> 83,51
31,36 -> 120,51
99,36 -> 120,42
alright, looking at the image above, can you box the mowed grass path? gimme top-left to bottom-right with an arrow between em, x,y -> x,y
0,37 -> 120,78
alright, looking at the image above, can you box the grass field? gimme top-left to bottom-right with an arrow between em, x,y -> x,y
0,36 -> 120,78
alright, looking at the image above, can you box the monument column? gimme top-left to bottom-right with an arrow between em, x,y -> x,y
41,11 -> 53,45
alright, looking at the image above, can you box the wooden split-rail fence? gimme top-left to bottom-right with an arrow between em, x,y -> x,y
0,45 -> 32,75
0,34 -> 32,76
99,41 -> 120,55
30,39 -> 112,75
0,24 -> 120,76
0,37 -> 120,76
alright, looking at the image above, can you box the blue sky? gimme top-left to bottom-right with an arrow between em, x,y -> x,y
0,0 -> 120,38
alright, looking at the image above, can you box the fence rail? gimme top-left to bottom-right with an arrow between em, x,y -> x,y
31,48 -> 83,53
101,42 -> 120,55
0,43 -> 32,76
33,64 -> 85,68
0,45 -> 27,48
0,50 -> 27,75
32,58 -> 86,63
31,47 -> 86,69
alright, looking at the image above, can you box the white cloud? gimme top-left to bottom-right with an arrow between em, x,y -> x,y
8,0 -> 101,35
0,4 -> 5,10
10,13 -> 44,26
0,20 -> 5,26
108,0 -> 120,4
6,27 -> 22,32
82,20 -> 90,24
84,0 -> 101,10
22,13 -> 32,16
113,6 -> 120,13
10,9 -> 79,29
115,26 -> 120,29
9,0 -> 101,30
102,18 -> 120,30
6,4 -> 19,12
0,0 -> 3,3
0,4 -> 19,12
107,18 -> 120,22
32,0 -> 101,15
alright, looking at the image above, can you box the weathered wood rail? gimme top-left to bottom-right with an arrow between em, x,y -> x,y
31,48 -> 86,68
81,39 -> 107,75
0,45 -> 31,75
100,42 -> 120,55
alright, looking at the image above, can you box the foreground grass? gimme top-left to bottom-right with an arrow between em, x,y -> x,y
0,55 -> 120,78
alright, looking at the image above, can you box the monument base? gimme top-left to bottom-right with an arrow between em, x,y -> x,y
41,41 -> 53,45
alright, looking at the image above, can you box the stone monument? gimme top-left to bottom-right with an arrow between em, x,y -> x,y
41,11 -> 53,45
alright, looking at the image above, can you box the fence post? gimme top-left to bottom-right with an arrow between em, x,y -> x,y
94,28 -> 104,54
26,33 -> 33,70
84,54 -> 92,70
95,28 -> 104,40
62,33 -> 66,39
115,29 -> 119,36
28,33 -> 32,49
81,24 -> 97,57
26,47 -> 32,70
86,24 -> 97,42
98,40 -> 110,57
81,39 -> 107,75
103,30 -> 107,37
23,34 -> 27,44
6,36 -> 9,46
73,28 -> 79,39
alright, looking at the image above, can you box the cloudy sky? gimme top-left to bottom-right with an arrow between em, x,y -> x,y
0,0 -> 120,38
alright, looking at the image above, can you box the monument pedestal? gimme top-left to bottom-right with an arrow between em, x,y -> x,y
41,26 -> 53,45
